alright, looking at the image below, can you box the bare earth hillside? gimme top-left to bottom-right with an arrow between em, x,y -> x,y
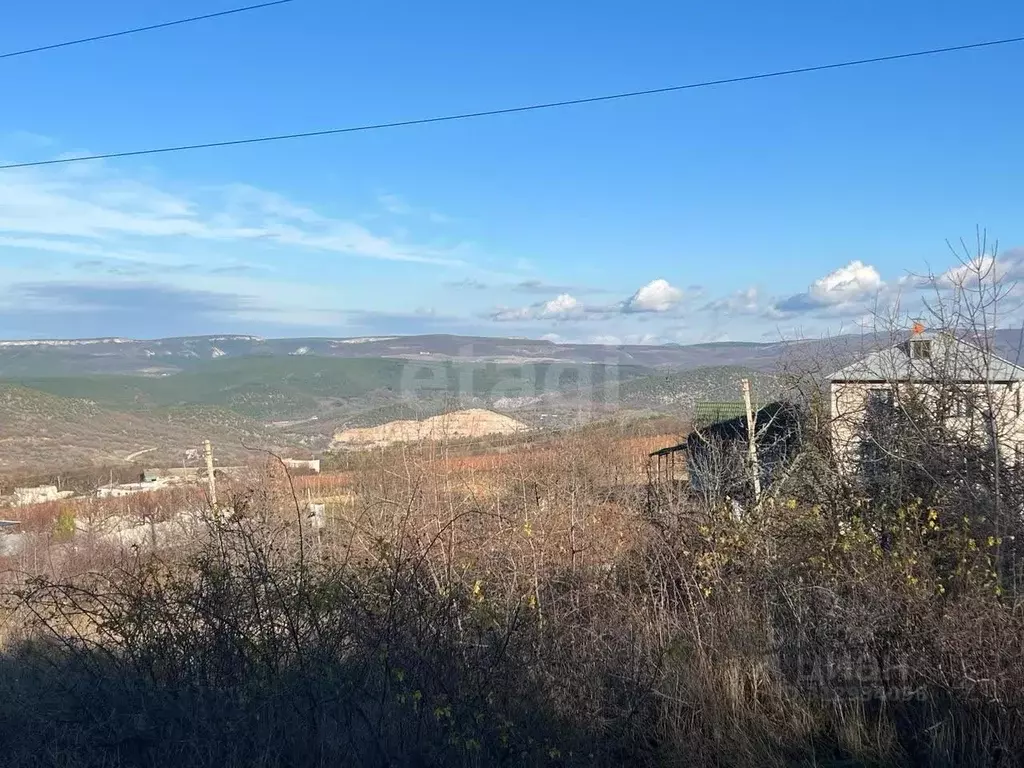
331,408 -> 528,449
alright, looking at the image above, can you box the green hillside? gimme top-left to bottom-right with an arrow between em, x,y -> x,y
611,366 -> 781,409
0,360 -> 784,474
0,384 -> 281,474
6,358 -> 654,421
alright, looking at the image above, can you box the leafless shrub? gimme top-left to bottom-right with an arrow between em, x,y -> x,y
3,238 -> 1024,765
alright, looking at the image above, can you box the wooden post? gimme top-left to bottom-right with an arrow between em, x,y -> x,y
203,439 -> 217,508
741,379 -> 762,503
306,489 -> 323,559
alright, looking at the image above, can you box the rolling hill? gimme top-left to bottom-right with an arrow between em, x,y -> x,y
5,329 -> 1002,474
611,366 -> 782,409
0,334 -> 792,376
0,355 -> 667,469
0,384 -> 282,474
8,358 -> 654,421
1,331 -> 1020,379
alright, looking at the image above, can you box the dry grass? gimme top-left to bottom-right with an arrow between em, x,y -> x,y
0,420 -> 1021,767
0,384 -> 291,474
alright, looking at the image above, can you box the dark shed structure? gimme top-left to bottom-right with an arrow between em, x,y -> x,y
650,401 -> 803,500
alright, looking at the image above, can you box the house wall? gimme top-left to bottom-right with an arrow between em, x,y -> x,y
283,458 -> 321,474
96,477 -> 173,499
12,485 -> 74,506
830,380 -> 1024,474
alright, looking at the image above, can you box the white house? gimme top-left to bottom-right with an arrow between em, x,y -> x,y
828,328 -> 1024,472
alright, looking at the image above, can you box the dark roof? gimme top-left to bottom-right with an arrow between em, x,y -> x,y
650,444 -> 685,457
697,401 -> 797,442
649,400 -> 752,457
650,401 -> 800,457
693,401 -> 748,430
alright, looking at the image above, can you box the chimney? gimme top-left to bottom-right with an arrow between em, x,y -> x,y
911,320 -> 926,336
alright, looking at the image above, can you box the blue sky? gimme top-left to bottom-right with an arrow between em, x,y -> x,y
1,0 -> 1024,343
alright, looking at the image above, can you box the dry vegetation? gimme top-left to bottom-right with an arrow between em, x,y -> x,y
0,403 -> 1021,768
0,384 -> 282,473
1,243 -> 1022,767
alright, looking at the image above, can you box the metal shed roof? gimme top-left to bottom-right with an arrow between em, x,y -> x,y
693,401 -> 748,430
829,333 -> 1024,383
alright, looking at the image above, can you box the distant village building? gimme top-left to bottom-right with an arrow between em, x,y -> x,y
828,328 -> 1024,473
97,476 -> 173,499
283,458 -> 321,474
12,485 -> 74,506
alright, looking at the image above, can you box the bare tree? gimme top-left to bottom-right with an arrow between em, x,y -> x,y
775,231 -> 1024,590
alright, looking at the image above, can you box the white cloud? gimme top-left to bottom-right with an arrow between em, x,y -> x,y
491,292 -> 583,321
589,333 -> 662,346
378,192 -> 450,224
890,248 -> 1024,299
703,286 -> 763,315
541,293 -> 581,315
490,278 -> 694,324
936,249 -> 1024,287
16,139 -> 1020,343
1003,248 -> 1024,278
623,278 -> 684,313
0,166 -> 463,266
940,256 -> 997,286
0,151 -> 483,335
379,193 -> 413,216
810,260 -> 882,300
489,307 -> 529,322
773,260 -> 884,315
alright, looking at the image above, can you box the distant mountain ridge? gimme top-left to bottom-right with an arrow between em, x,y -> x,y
1,329 -> 1020,378
0,333 -> 801,377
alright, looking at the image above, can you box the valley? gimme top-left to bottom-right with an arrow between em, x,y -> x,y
0,333 -> 807,476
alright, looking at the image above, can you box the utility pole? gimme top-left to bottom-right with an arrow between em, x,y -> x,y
741,379 -> 762,503
203,439 -> 217,508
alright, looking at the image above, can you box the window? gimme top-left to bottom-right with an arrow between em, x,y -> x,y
866,388 -> 893,409
910,339 -> 932,359
951,390 -> 977,418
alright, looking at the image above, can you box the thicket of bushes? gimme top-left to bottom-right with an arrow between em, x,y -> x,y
5,239 -> 1023,766
0,402 -> 1021,768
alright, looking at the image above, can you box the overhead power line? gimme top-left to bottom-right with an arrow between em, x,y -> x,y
2,32 -> 1022,171
0,0 -> 296,61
